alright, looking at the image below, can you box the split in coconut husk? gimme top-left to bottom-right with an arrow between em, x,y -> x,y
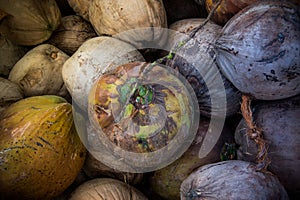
240,95 -> 271,172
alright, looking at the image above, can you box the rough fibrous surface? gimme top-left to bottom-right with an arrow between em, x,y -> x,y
69,178 -> 148,200
8,44 -> 69,98
215,1 -> 300,100
181,160 -> 289,200
167,18 -> 242,117
48,15 -> 96,55
235,95 -> 300,193
0,0 -> 61,46
89,0 -> 168,48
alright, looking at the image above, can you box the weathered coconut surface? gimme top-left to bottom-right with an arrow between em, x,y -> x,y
181,160 -> 289,200
8,44 -> 69,97
0,0 -> 61,46
69,178 -> 148,200
215,1 -> 300,100
235,95 -> 300,193
48,15 -> 96,55
167,18 -> 242,117
89,0 -> 168,48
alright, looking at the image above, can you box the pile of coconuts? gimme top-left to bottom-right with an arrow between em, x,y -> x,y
0,0 -> 299,199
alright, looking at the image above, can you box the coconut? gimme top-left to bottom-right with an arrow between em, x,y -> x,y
166,18 -> 242,117
181,160 -> 289,199
205,0 -> 258,25
215,1 -> 300,100
88,0 -> 168,48
0,95 -> 86,200
69,178 -> 148,200
0,0 -> 61,46
48,15 -> 97,55
8,44 -> 69,98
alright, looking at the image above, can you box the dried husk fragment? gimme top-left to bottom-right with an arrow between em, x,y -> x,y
215,1 -> 300,100
150,119 -> 234,200
181,160 -> 289,200
8,44 -> 69,97
69,178 -> 148,200
167,18 -> 242,117
0,0 -> 61,46
0,34 -> 29,77
48,15 -> 96,55
235,95 -> 300,194
88,0 -> 168,48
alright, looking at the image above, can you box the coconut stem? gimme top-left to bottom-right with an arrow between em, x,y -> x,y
241,95 -> 271,172
141,0 -> 223,78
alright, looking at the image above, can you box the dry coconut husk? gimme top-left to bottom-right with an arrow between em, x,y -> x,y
236,95 -> 300,195
181,160 -> 289,200
215,1 -> 300,100
8,44 -> 69,98
166,18 -> 242,118
69,178 -> 148,200
48,15 -> 96,55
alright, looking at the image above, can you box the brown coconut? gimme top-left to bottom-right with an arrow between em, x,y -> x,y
88,0 -> 168,48
48,15 -> 96,55
69,178 -> 148,200
0,0 -> 61,46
